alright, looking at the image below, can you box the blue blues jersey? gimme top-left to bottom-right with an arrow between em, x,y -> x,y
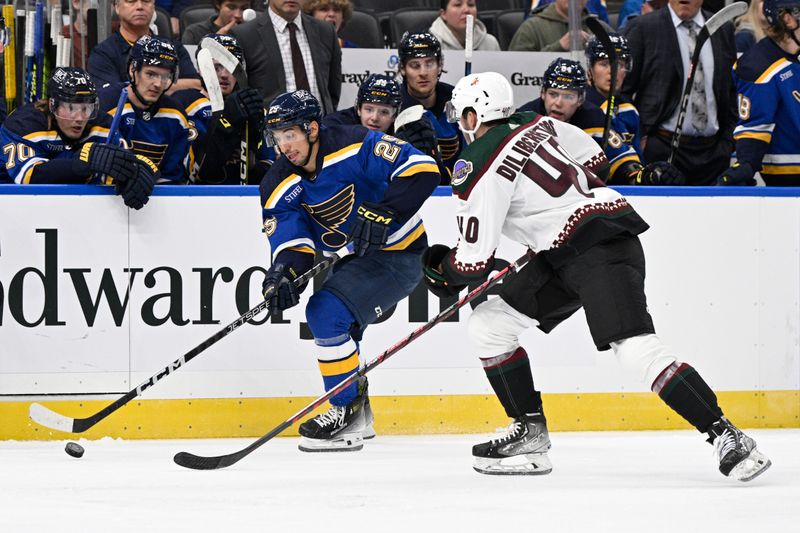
172,88 -> 213,182
585,86 -> 643,158
518,98 -> 637,181
260,124 -> 440,263
0,104 -> 108,184
400,81 -> 464,181
99,83 -> 193,184
732,38 -> 800,184
322,106 -> 360,128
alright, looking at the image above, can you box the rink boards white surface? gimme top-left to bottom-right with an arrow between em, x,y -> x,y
1,187 -> 799,438
0,429 -> 798,533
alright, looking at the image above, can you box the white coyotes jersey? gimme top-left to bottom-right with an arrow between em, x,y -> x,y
450,113 -> 633,268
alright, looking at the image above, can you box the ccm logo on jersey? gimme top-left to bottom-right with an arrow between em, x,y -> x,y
357,205 -> 392,224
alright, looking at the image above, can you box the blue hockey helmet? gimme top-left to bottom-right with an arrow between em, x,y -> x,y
356,74 -> 402,110
585,33 -> 633,72
128,35 -> 179,83
763,0 -> 800,26
264,90 -> 322,141
542,58 -> 587,95
398,31 -> 442,66
47,67 -> 99,119
199,33 -> 245,68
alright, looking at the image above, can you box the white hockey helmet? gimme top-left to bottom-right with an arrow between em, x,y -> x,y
445,72 -> 514,143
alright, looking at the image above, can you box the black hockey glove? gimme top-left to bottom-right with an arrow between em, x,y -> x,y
223,88 -> 264,129
394,117 -> 439,157
422,244 -> 467,298
263,263 -> 302,313
634,161 -> 686,186
78,142 -> 138,185
116,154 -> 158,210
717,162 -> 756,186
348,202 -> 395,257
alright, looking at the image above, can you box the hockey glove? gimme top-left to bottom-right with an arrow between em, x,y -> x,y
223,88 -> 264,129
634,161 -> 686,186
422,244 -> 467,298
717,162 -> 756,186
116,155 -> 158,210
349,202 -> 395,256
394,117 -> 439,157
79,142 -> 138,185
263,263 -> 302,313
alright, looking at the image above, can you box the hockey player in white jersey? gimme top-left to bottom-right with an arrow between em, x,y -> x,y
422,72 -> 771,481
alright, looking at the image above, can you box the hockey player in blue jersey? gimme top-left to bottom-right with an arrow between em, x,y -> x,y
0,67 -> 157,208
519,58 -> 684,185
719,0 -> 800,186
183,34 -> 265,185
97,35 -> 194,184
398,31 -> 464,184
260,90 -> 440,452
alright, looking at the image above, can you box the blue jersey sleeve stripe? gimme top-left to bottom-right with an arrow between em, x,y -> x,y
755,59 -> 791,84
390,153 -> 436,179
264,174 -> 301,208
273,238 -> 315,261
17,158 -> 47,184
322,142 -> 362,169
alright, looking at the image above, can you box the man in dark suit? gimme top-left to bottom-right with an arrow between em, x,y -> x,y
622,0 -> 737,184
231,0 -> 341,114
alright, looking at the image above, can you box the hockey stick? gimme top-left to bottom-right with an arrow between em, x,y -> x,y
668,1 -> 746,164
23,4 -> 33,102
86,0 -> 97,58
29,248 -> 348,434
585,16 -> 616,151
33,0 -> 43,99
201,36 -> 250,184
2,4 -> 17,112
197,48 -> 223,112
464,14 -> 473,77
174,250 -> 534,470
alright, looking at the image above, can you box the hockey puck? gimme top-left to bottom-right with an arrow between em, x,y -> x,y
65,441 -> 84,458
243,8 -> 256,21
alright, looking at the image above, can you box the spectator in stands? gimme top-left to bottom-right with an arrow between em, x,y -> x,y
62,0 -> 90,70
528,0 -> 609,24
156,0 -> 194,36
429,0 -> 500,51
734,0 -> 768,55
718,0 -> 800,186
617,0 -> 667,30
398,31 -> 463,184
510,0 -> 613,52
182,0 -> 254,46
621,0 -> 737,184
304,0 -> 358,48
89,0 -> 200,92
231,0 -> 342,114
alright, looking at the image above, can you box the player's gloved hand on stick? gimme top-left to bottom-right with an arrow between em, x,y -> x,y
223,88 -> 264,129
263,263 -> 302,313
394,117 -> 439,158
349,202 -> 395,256
717,162 -> 756,186
634,161 -> 685,186
117,155 -> 158,210
79,142 -> 138,184
422,244 -> 467,298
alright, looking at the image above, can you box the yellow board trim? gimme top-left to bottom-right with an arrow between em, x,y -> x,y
3,390 -> 797,441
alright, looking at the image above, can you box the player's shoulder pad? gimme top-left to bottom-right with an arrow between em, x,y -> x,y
320,123 -> 370,153
171,88 -> 211,116
260,158 -> 304,210
98,83 -> 129,113
573,101 -> 605,127
735,39 -> 793,84
516,99 -> 540,114
1,104 -> 51,138
321,107 -> 359,128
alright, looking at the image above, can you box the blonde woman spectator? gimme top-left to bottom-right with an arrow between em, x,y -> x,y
429,0 -> 500,51
304,0 -> 358,48
734,0 -> 767,54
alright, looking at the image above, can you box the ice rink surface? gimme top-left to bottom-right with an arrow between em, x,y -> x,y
1,429 -> 798,533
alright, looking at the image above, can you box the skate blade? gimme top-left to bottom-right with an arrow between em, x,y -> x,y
363,424 -> 376,440
473,453 -> 553,476
729,449 -> 772,482
298,433 -> 364,453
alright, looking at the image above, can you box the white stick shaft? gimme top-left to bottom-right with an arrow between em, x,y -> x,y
465,14 -> 474,61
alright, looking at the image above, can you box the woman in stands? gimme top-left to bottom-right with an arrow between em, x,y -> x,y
304,0 -> 358,48
429,0 -> 500,51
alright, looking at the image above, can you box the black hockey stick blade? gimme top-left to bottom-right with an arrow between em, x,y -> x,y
669,1 -> 747,162
584,16 -> 616,151
29,249 -> 349,434
173,250 -> 535,470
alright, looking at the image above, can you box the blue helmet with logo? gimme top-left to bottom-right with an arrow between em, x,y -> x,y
763,0 -> 800,26
398,31 -> 442,66
543,58 -> 587,95
585,33 -> 633,72
265,90 -> 322,136
128,35 -> 179,83
356,74 -> 402,110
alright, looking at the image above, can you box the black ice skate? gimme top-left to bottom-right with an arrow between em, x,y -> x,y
708,418 -> 772,482
472,412 -> 552,475
298,380 -> 371,452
